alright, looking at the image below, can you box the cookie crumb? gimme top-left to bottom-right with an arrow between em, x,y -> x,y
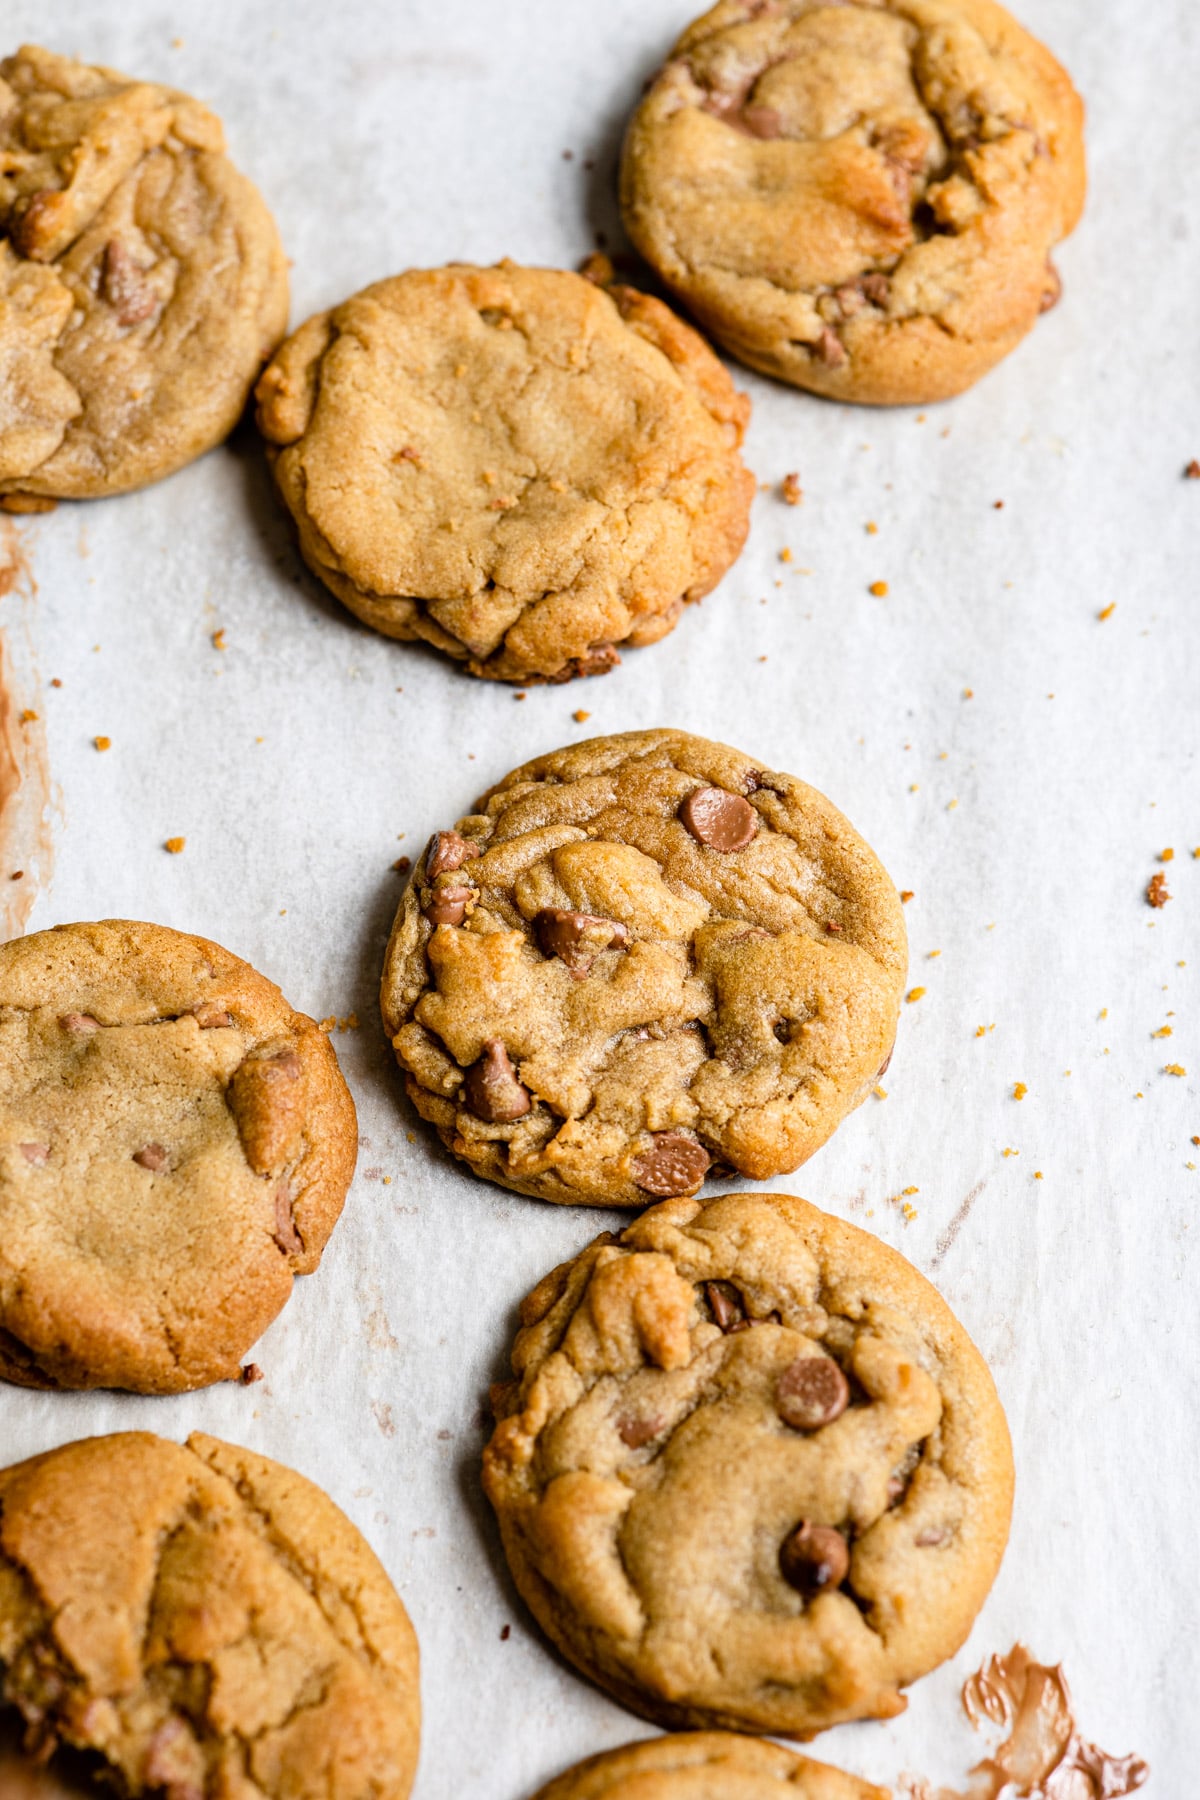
50,677 -> 62,688
1146,872 -> 1171,908
17,708 -> 37,724
1034,1171 -> 1043,1180
500,1624 -> 511,1640
1002,1147 -> 1019,1157
318,1015 -> 336,1032
1160,847 -> 1175,862
392,856 -> 411,874
779,547 -> 792,563
873,1084 -> 888,1100
164,837 -> 185,854
781,472 -> 802,505
993,500 -> 1004,510
865,521 -> 878,534
240,1363 -> 264,1385
899,889 -> 914,903
1013,1082 -> 1027,1100
963,687 -> 974,699
869,580 -> 889,597
1185,459 -> 1200,479
513,691 -> 526,701
906,986 -> 925,1003
1097,603 -> 1116,621
94,735 -> 111,752
212,628 -> 227,650
1164,1064 -> 1187,1077
573,709 -> 591,723
1152,1025 -> 1172,1038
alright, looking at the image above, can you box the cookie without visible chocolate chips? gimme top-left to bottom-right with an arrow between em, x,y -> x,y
484,1191 -> 1013,1737
620,0 -> 1085,404
381,729 -> 906,1207
0,1432 -> 420,1800
255,263 -> 754,683
531,1732 -> 890,1799
0,920 -> 356,1392
0,44 -> 288,503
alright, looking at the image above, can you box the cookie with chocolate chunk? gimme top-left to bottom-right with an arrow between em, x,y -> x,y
0,1431 -> 420,1800
0,919 -> 356,1392
255,262 -> 754,682
620,0 -> 1085,403
531,1732 -> 888,1799
381,729 -> 905,1207
0,44 -> 288,504
485,1191 -> 1013,1737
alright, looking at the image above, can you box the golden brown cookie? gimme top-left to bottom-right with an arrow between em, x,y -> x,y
531,1732 -> 889,1799
484,1191 -> 1013,1737
381,729 -> 905,1207
255,263 -> 754,683
0,1431 -> 420,1800
620,0 -> 1085,404
0,919 -> 356,1392
0,44 -> 288,502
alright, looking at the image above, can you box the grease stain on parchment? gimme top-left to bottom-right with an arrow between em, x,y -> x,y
0,520 -> 53,940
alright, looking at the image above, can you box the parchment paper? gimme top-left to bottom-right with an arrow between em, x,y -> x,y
0,1 -> 1194,1793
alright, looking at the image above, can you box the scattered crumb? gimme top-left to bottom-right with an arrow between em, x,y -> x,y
50,678 -> 62,688
899,889 -> 914,903
873,1085 -> 888,1100
1164,1064 -> 1187,1077
211,628 -> 226,650
500,1624 -> 511,1641
865,521 -> 878,535
1034,1171 -> 1043,1180
927,949 -> 941,959
17,709 -> 37,724
1185,459 -> 1200,479
1002,1147 -> 1019,1158
1099,1008 -> 1108,1019
909,783 -> 919,793
1160,847 -> 1175,862
963,687 -> 974,699
164,837 -> 185,854
946,797 -> 959,811
901,1202 -> 918,1223
781,472 -> 802,505
869,579 -> 889,597
779,547 -> 792,563
93,736 -> 111,752
993,500 -> 1004,510
1152,1025 -> 1173,1039
1146,872 -> 1171,908
906,986 -> 926,1003
1097,603 -> 1115,621
318,1015 -> 336,1032
240,1363 -> 264,1386
572,709 -> 591,723
1013,1082 -> 1027,1100
392,856 -> 411,874
513,691 -> 526,702
901,1185 -> 919,1196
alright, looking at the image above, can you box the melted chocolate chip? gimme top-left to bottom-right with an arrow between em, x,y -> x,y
193,1001 -> 234,1029
427,830 -> 481,880
132,1143 -> 168,1172
59,1012 -> 99,1033
272,1181 -> 302,1255
19,1142 -> 48,1164
916,1525 -> 950,1547
463,1039 -> 531,1123
534,907 -> 629,977
779,1522 -> 849,1597
705,1279 -> 744,1332
860,272 -> 891,308
632,1131 -> 710,1196
679,786 -> 757,853
776,1355 -> 850,1431
616,1412 -> 663,1449
424,884 -> 474,927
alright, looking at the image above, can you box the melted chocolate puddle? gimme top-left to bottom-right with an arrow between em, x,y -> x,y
0,520 -> 53,938
904,1645 -> 1148,1799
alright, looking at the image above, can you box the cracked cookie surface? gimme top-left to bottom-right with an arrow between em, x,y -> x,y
620,0 -> 1085,403
0,44 -> 288,502
255,263 -> 754,682
0,1431 -> 420,1800
381,729 -> 906,1207
531,1731 -> 888,1799
485,1191 -> 1013,1737
0,920 -> 356,1393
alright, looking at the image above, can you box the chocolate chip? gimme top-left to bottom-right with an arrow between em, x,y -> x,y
679,787 -> 757,853
860,272 -> 891,307
632,1131 -> 710,1196
616,1412 -> 663,1448
19,1142 -> 48,1164
132,1143 -> 168,1172
705,1280 -> 744,1332
779,1522 -> 849,1597
193,1001 -> 234,1029
916,1525 -> 950,1547
424,884 -> 474,927
241,1362 -> 264,1385
101,239 -> 160,326
463,1039 -> 531,1123
815,327 -> 847,367
534,907 -> 629,977
776,1355 -> 850,1431
272,1181 -> 302,1255
427,830 -> 481,880
59,1012 -> 99,1032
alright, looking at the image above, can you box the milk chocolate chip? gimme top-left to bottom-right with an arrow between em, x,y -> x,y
424,884 -> 474,927
132,1143 -> 168,1172
19,1143 -> 48,1165
776,1355 -> 849,1431
616,1412 -> 664,1449
705,1280 -> 744,1332
632,1131 -> 710,1196
272,1180 -> 302,1255
679,786 -> 757,852
779,1522 -> 849,1597
59,1013 -> 99,1033
464,1039 -> 531,1123
193,1001 -> 234,1029
427,830 -> 480,880
534,907 -> 629,977
229,1049 -> 305,1174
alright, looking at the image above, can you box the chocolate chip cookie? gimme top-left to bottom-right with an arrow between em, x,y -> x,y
484,1191 -> 1013,1736
620,0 -> 1085,404
255,263 -> 754,682
0,1431 -> 420,1800
0,919 -> 356,1392
532,1733 -> 889,1799
0,44 -> 288,503
381,729 -> 906,1206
